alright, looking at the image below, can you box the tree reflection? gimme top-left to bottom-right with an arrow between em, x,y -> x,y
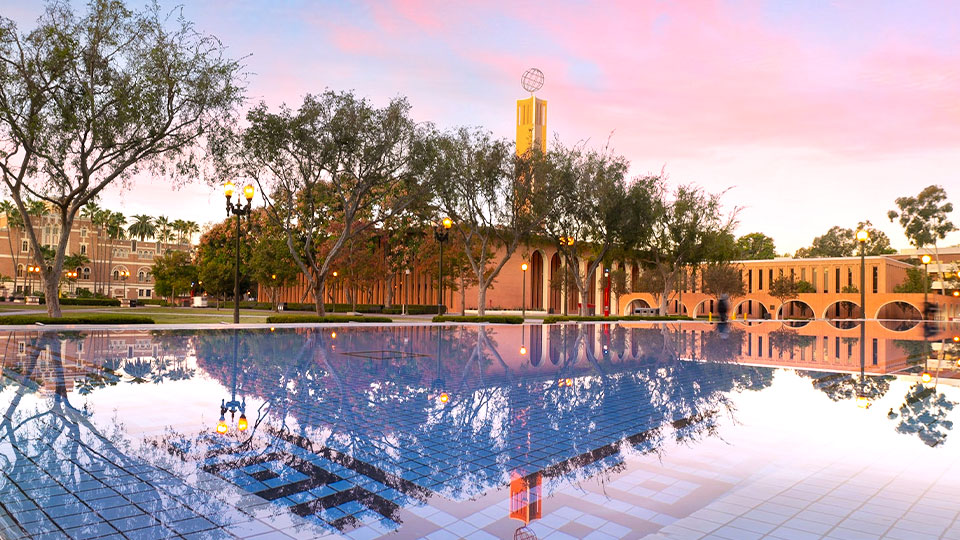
888,383 -> 956,447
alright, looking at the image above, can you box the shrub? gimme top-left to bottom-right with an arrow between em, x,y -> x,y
265,314 -> 393,324
60,298 -> 121,307
0,314 -> 155,325
431,315 -> 524,324
382,305 -> 444,315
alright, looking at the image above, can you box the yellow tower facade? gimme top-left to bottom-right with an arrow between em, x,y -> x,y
516,96 -> 547,156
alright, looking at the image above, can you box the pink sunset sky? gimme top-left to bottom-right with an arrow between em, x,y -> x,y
2,0 -> 959,253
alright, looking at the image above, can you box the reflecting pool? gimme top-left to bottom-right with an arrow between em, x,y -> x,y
1,321 -> 959,539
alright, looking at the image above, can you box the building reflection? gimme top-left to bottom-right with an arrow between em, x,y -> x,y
0,321 -> 957,536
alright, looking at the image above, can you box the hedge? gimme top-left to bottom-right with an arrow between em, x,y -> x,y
0,314 -> 155,325
265,314 -> 393,324
239,301 -> 443,314
431,315 -> 524,324
59,298 -> 121,307
138,299 -> 170,306
542,315 -> 693,324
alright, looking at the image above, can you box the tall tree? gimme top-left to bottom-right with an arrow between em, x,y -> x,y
155,216 -> 173,254
622,177 -> 738,314
736,232 -> 776,260
430,128 -> 555,315
701,263 -> 745,300
888,185 -> 956,293
796,221 -> 897,258
0,1 -> 242,316
219,91 -> 430,315
127,214 -> 156,242
0,199 -> 22,293
541,142 -> 628,315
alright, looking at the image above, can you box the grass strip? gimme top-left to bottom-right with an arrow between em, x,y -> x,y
432,315 -> 524,324
266,314 -> 393,324
0,314 -> 155,325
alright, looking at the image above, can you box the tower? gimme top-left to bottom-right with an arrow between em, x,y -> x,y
516,68 -> 547,156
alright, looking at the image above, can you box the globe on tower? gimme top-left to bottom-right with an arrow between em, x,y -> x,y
516,68 -> 547,156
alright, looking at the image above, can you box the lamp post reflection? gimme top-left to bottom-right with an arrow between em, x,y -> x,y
856,229 -> 869,408
217,330 -> 247,434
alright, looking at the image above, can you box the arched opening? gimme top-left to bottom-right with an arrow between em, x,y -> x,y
777,300 -> 815,326
529,325 -> 543,366
824,301 -> 863,329
586,260 -> 596,313
876,301 -> 923,331
732,299 -> 770,320
531,251 -> 544,310
627,298 -> 651,314
668,299 -> 689,316
549,253 -> 561,313
693,299 -> 719,319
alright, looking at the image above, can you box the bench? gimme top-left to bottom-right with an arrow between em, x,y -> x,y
25,296 -> 41,305
632,307 -> 658,316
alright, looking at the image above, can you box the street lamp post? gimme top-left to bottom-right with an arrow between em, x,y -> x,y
921,254 -> 932,319
217,330 -> 248,435
403,268 -> 410,315
559,237 -> 574,316
435,217 -> 452,315
603,267 -> 611,317
119,270 -> 130,301
223,181 -> 255,324
521,262 -> 528,318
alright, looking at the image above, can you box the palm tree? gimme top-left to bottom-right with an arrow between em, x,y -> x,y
183,220 -> 200,245
105,211 -> 126,296
80,202 -> 101,293
63,252 -> 90,295
155,215 -> 172,254
127,214 -> 156,242
0,200 -> 23,295
172,219 -> 188,245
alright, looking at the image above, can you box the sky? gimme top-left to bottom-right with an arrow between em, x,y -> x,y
2,0 -> 960,253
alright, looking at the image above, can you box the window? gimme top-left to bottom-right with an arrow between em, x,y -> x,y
835,268 -> 840,293
801,268 -> 806,281
80,244 -> 87,255
823,269 -> 828,293
872,339 -> 878,365
138,271 -> 145,282
759,269 -> 763,290
83,267 -> 90,279
847,268 -> 853,288
748,270 -> 753,293
872,267 -> 878,294
16,264 -> 23,277
80,227 -> 87,237
812,270 -> 817,290
78,343 -> 84,353
20,240 -> 28,252
17,342 -> 25,354
768,269 -> 773,286
113,270 -> 119,280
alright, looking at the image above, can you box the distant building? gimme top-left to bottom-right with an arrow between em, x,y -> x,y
0,211 -> 190,300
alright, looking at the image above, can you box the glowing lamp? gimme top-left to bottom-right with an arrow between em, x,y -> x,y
521,263 -> 528,272
953,291 -> 959,297
237,414 -> 248,432
921,372 -> 932,384
332,271 -> 338,277
269,327 -> 275,332
243,184 -> 255,201
856,395 -> 870,409
271,274 -> 277,280
330,331 -> 337,339
856,229 -> 869,243
216,416 -> 228,434
439,392 -> 449,403
565,378 -> 573,386
223,181 -> 235,198
442,217 -> 452,229
953,336 -> 959,342
921,255 -> 932,265
519,346 -> 527,355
